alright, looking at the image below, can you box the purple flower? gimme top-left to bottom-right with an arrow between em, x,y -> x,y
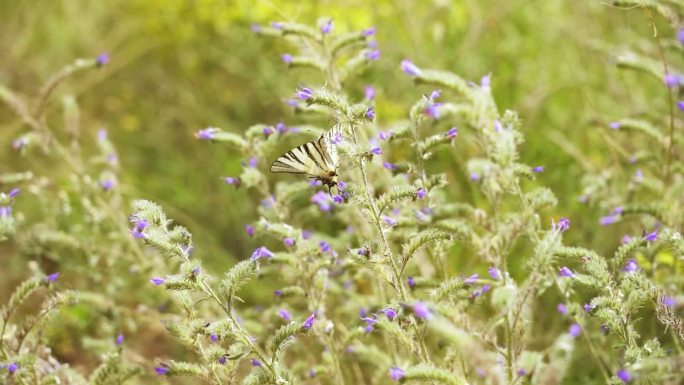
472,284 -> 491,298
218,356 -> 227,364
665,73 -> 679,87
424,102 -> 443,119
494,120 -> 504,132
532,166 -> 544,173
275,122 -> 287,134
679,102 -> 684,112
321,19 -> 333,34
447,127 -> 458,139
0,207 -> 11,218
196,127 -> 219,140
370,146 -> 382,155
470,172 -> 481,181
12,137 -> 28,150
464,274 -> 479,285
209,334 -> 218,343
554,217 -> 570,232
378,131 -> 392,141
225,177 -> 239,185
568,323 -> 581,337
557,303 -> 568,315
101,179 -> 115,191
365,49 -> 381,61
274,289 -> 283,297
383,162 -> 397,170
155,366 -> 169,375
617,369 -> 632,383
622,259 -> 638,273
517,368 -> 528,376
250,23 -> 261,33
481,74 -> 491,88
381,308 -> 397,320
413,301 -> 432,319
250,246 -> 274,261
361,316 -> 377,327
245,224 -> 255,237
389,366 -> 405,381
362,27 -> 376,36
47,272 -> 59,282
150,277 -> 165,286
407,276 -> 416,288
430,89 -> 441,99
416,188 -> 426,200
382,216 -> 397,227
609,121 -> 621,130
7,362 -> 18,374
599,215 -> 619,226
367,40 -> 378,48
559,267 -> 575,278
319,241 -> 331,253
116,334 -> 124,346
251,358 -> 262,367
333,194 -> 344,204
338,181 -> 347,190
283,237 -> 295,247
96,53 -> 109,66
282,54 -> 292,64
365,85 -> 376,100
359,307 -> 367,318
277,308 -> 292,321
663,296 -> 676,307
400,60 -> 422,76
311,191 -> 333,212
583,303 -> 596,312
488,267 -> 500,280
302,313 -> 316,330
8,188 -> 20,198
271,22 -> 284,30
643,231 -> 657,242
365,106 -> 376,120
296,87 -> 314,100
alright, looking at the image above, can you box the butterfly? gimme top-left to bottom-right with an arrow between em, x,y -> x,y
270,128 -> 340,191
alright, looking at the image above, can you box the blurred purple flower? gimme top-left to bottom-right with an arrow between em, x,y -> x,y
425,102 -> 443,119
488,266 -> 500,280
370,146 -> 382,155
210,334 -> 219,343
319,241 -> 331,253
296,87 -> 314,100
365,85 -> 376,100
96,53 -> 109,66
8,188 -> 20,198
464,274 -> 479,285
274,289 -> 282,297
553,217 -> 570,232
383,162 -> 396,170
311,191 -> 333,211
245,224 -> 255,237
366,106 -> 376,120
400,59 -> 422,76
559,267 -> 575,278
275,122 -> 287,134
251,359 -> 262,367
362,27 -> 376,36
378,131 -> 392,141
278,308 -> 292,321
389,366 -> 405,381
413,301 -> 432,319
283,237 -> 295,247
416,188 -> 426,200
116,334 -> 124,346
481,74 -> 491,88
321,19 -> 333,34
517,368 -> 528,376
333,194 -> 344,204
665,73 -> 679,87
583,303 -> 596,312
470,172 -> 481,181
494,120 -> 504,132
150,277 -> 165,286
225,177 -> 239,185
196,127 -> 218,140
8,362 -> 18,374
251,246 -> 274,261
101,179 -> 115,191
250,23 -> 261,33
447,127 -> 458,139
663,296 -> 676,308
643,231 -> 657,242
218,356 -> 227,364
366,49 -> 381,61
622,259 -> 638,273
382,216 -> 397,227
599,215 -> 619,226
271,22 -> 284,30
47,272 -> 59,282
408,276 -> 416,288
609,121 -> 621,130
155,366 -> 169,375
617,369 -> 632,383
381,308 -> 397,320
302,313 -> 316,330
557,303 -> 568,315
568,323 -> 581,337
532,166 -> 544,173
677,101 -> 684,111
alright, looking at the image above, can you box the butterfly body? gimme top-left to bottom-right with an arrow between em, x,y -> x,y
270,129 -> 340,190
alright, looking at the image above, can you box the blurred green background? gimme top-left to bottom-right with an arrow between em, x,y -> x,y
0,0 -> 675,376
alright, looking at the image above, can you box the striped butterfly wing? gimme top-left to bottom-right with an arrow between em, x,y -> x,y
270,129 -> 339,178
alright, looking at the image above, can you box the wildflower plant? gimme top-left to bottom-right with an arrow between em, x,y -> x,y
127,17 -> 683,385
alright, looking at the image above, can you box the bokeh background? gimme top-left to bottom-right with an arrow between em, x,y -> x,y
0,0 -> 675,380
